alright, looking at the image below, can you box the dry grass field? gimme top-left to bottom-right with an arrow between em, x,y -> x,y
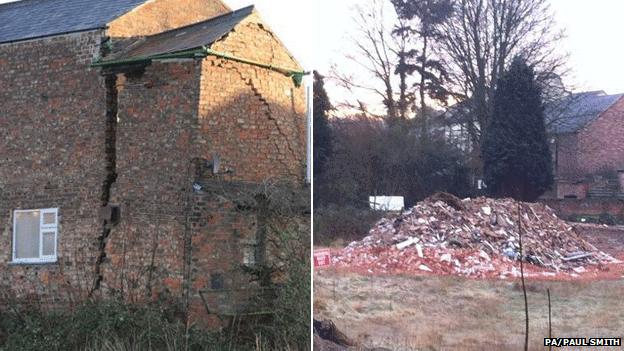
314,269 -> 624,350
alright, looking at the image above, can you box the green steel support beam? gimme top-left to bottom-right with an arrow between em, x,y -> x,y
91,46 -> 309,87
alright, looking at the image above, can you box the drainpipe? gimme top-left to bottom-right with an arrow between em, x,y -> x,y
306,84 -> 312,184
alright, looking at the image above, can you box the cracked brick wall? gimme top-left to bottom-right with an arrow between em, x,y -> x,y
0,31 -> 107,304
100,61 -> 201,300
0,4 -> 306,323
197,12 -> 307,182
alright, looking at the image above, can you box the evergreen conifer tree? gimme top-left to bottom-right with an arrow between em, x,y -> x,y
313,71 -> 333,179
482,57 -> 553,201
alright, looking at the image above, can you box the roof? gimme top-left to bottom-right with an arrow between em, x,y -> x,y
102,5 -> 255,63
0,0 -> 149,44
545,91 -> 624,134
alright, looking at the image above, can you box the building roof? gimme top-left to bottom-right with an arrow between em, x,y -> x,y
102,5 -> 254,63
545,91 -> 624,134
0,0 -> 149,44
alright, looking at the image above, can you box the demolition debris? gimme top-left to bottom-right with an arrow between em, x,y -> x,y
333,193 -> 620,278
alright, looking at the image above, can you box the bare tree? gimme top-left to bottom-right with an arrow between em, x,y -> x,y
438,0 -> 568,146
330,0 -> 410,121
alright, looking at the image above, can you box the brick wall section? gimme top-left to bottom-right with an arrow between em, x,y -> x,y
197,13 -> 306,183
0,6 -> 307,324
576,97 -> 624,174
107,0 -> 230,37
553,133 -> 580,180
541,198 -> 624,219
187,190 -> 259,327
101,61 -> 202,299
555,181 -> 589,199
555,96 -> 624,180
0,31 -> 105,303
186,183 -> 310,327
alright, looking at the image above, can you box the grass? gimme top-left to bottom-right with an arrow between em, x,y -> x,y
314,270 -> 624,350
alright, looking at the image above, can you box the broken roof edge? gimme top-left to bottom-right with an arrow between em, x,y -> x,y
91,5 -> 309,86
93,5 -> 256,64
123,4 -> 255,42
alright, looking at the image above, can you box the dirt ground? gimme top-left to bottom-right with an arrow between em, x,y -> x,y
313,225 -> 624,350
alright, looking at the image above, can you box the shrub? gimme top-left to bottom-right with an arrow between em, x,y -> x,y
0,300 -> 222,351
313,205 -> 383,245
598,212 -> 617,225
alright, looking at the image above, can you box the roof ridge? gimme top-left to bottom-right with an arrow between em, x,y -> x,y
0,0 -> 38,9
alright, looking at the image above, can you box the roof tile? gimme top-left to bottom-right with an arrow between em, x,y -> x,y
0,0 -> 148,44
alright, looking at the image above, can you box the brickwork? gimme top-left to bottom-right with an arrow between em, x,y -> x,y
553,133 -> 580,180
552,97 -> 624,198
107,0 -> 230,37
554,97 -> 624,179
187,189 -> 259,326
0,3 -> 307,325
576,97 -> 624,174
100,61 -> 201,300
541,198 -> 624,219
0,30 -> 105,304
198,13 -> 307,182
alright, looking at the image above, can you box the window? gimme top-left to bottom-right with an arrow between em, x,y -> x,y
243,244 -> 256,266
12,208 -> 58,264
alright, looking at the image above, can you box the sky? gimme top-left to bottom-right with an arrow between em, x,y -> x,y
314,0 -> 624,110
2,0 -> 622,96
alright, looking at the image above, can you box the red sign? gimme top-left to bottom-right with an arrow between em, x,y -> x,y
313,249 -> 332,268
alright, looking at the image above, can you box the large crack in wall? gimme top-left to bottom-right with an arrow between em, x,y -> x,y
226,63 -> 300,174
90,73 -> 118,296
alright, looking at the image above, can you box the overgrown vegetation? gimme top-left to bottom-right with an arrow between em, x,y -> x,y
0,239 -> 309,351
0,229 -> 309,351
315,116 -> 471,209
568,212 -> 623,225
313,205 -> 384,246
0,300 -> 219,351
213,182 -> 311,350
0,183 -> 311,351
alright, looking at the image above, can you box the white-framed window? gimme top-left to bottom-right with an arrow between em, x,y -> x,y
12,208 -> 58,264
243,244 -> 256,266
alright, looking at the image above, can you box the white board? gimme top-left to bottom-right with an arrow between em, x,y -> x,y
369,196 -> 404,211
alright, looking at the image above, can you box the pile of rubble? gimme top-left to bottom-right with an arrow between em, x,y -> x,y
333,193 -> 619,278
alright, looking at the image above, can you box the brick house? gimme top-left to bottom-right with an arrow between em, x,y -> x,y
0,0 -> 308,325
439,90 -> 624,198
546,91 -> 624,199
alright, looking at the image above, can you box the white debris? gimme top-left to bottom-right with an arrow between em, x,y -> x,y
440,253 -> 452,263
418,264 -> 432,272
572,266 -> 586,274
416,244 -> 424,258
396,237 -> 419,250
